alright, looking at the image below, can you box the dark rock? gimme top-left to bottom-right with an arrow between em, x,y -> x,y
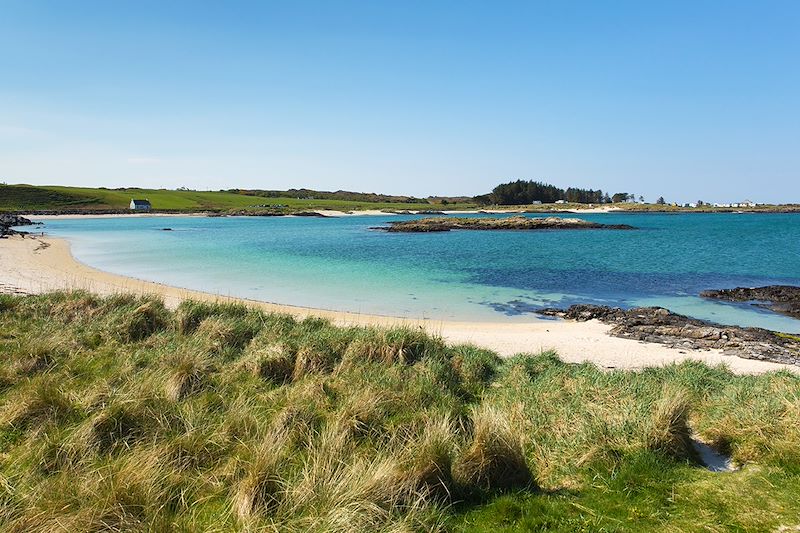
537,304 -> 800,366
0,214 -> 39,236
701,286 -> 800,319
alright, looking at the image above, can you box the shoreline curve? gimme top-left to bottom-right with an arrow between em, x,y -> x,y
0,233 -> 795,375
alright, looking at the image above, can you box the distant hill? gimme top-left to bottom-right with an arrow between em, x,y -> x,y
0,184 -> 474,212
230,188 -> 430,204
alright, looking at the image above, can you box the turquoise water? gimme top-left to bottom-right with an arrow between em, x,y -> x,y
35,213 -> 800,332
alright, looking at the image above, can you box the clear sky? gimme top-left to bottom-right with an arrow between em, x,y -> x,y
1,1 -> 798,203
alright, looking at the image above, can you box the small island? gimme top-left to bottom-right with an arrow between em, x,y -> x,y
376,215 -> 636,233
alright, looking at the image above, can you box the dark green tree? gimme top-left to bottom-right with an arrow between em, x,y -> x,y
612,192 -> 630,203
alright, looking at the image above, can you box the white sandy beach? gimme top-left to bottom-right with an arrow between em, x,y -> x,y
0,232 -> 793,374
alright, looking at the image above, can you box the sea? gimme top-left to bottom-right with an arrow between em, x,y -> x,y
35,212 -> 800,333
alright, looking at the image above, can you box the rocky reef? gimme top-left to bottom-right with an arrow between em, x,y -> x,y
538,304 -> 800,366
701,286 -> 800,320
376,216 -> 636,233
0,214 -> 38,237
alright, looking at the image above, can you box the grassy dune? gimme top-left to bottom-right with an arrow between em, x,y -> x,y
1,292 -> 799,531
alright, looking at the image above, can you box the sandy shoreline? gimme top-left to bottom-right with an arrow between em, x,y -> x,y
0,233 -> 794,374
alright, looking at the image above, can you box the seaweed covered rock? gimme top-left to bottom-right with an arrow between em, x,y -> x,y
701,285 -> 800,319
538,304 -> 800,366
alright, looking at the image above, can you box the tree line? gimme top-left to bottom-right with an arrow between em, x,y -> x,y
475,180 -> 667,206
476,180 -> 608,205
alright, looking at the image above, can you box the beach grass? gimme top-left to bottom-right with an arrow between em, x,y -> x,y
1,291 -> 799,531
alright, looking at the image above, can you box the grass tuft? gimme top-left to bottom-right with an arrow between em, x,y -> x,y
232,432 -> 287,521
165,351 -> 214,401
118,300 -> 171,342
238,341 -> 295,384
453,405 -> 534,492
0,378 -> 74,429
644,384 -> 696,461
401,415 -> 457,502
343,327 -> 445,366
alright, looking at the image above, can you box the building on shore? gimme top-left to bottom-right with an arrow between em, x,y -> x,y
130,199 -> 152,211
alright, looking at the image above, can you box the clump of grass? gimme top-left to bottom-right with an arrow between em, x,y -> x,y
0,378 -> 74,429
176,300 -> 216,334
343,327 -> 446,366
644,384 -> 696,460
449,344 -> 501,396
400,415 -> 457,502
237,341 -> 295,384
117,300 -> 171,342
292,327 -> 352,380
691,371 -> 800,465
195,315 -> 261,356
88,404 -> 147,453
165,351 -> 215,401
12,343 -> 57,376
232,431 -> 288,521
453,405 -> 534,492
45,290 -> 101,323
337,386 -> 391,440
0,293 -> 17,313
280,421 -> 419,531
176,300 -> 253,335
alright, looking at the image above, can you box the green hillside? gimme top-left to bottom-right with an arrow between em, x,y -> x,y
0,185 -> 269,211
0,185 -> 471,212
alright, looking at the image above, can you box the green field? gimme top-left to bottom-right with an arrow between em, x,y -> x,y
1,291 -> 799,531
0,184 -> 475,213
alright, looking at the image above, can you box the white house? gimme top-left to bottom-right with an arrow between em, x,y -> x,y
130,199 -> 152,211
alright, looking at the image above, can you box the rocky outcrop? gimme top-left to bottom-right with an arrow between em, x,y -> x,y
375,216 -> 636,233
701,286 -> 800,320
538,304 -> 800,366
0,214 -> 39,237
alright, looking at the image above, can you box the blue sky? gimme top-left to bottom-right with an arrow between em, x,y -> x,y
1,1 -> 798,203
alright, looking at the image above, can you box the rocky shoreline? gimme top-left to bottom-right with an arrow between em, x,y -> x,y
538,304 -> 800,366
0,214 -> 38,237
375,216 -> 636,233
701,286 -> 800,320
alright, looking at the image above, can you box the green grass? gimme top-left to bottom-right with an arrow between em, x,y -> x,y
1,184 -> 477,213
1,291 -> 799,531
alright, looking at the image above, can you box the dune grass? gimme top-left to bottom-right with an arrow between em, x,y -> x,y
0,291 -> 799,531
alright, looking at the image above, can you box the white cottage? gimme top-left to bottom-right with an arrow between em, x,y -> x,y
130,199 -> 152,211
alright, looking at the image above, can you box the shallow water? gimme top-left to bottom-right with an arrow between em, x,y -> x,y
36,212 -> 800,331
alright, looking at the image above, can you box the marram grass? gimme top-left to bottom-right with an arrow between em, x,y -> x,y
1,291 -> 799,531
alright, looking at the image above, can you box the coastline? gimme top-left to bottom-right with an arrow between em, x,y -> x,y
1,233 -> 795,374
23,207 -> 620,219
